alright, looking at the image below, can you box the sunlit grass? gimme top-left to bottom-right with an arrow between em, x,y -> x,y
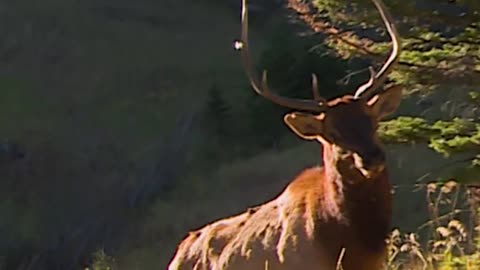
107,140 -> 475,269
385,182 -> 480,270
87,181 -> 479,270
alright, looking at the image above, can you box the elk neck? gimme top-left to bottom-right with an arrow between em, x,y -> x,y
318,139 -> 393,251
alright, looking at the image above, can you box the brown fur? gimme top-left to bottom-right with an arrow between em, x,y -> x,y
168,141 -> 392,270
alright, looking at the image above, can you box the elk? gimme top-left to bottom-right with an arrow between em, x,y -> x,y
168,0 -> 402,269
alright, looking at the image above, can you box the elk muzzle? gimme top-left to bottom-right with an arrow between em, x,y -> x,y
353,146 -> 386,178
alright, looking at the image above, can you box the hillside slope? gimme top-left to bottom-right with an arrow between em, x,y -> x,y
0,0 -> 255,152
0,0 -> 278,268
120,140 -> 467,269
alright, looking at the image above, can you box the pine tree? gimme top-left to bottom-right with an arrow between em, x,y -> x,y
287,0 -> 480,183
204,83 -> 230,142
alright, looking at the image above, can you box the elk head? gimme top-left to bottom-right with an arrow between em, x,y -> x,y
238,0 -> 402,179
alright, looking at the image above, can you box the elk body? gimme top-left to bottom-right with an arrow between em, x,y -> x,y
168,0 -> 402,269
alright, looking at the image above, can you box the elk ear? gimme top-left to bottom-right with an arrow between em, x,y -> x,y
284,112 -> 324,140
367,85 -> 403,120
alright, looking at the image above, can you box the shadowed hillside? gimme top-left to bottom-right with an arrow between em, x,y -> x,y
0,0 -> 272,268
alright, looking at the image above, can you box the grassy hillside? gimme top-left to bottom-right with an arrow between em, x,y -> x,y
0,0 -> 278,268
116,137 -> 471,269
0,0 -> 256,153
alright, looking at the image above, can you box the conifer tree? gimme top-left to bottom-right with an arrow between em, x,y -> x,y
287,0 -> 480,183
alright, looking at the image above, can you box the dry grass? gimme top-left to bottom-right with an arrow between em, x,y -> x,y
88,143 -> 478,270
90,181 -> 479,269
385,182 -> 480,270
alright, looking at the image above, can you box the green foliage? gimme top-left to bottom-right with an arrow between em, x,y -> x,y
379,117 -> 480,160
292,0 -> 480,91
379,117 -> 480,184
86,250 -> 116,270
291,0 -> 480,185
379,117 -> 436,143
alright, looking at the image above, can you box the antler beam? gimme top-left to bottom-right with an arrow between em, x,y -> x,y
238,0 -> 327,112
354,0 -> 402,99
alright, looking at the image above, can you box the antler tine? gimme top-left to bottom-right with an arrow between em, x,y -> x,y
354,0 -> 402,99
311,74 -> 327,104
238,0 -> 326,113
354,67 -> 376,97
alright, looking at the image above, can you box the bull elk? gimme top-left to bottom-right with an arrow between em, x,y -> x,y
168,0 -> 402,269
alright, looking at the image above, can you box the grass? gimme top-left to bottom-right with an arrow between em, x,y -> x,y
95,138 -> 473,269
1,0 -> 256,155
88,180 -> 480,270
0,77 -> 49,138
385,182 -> 480,270
115,143 -> 319,269
0,0 -> 266,267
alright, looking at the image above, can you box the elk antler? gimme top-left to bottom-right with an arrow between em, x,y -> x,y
354,0 -> 402,100
311,74 -> 327,103
237,0 -> 327,113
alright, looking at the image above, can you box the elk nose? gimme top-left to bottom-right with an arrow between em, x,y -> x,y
363,148 -> 386,169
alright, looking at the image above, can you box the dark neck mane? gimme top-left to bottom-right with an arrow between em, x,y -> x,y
319,141 -> 393,252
